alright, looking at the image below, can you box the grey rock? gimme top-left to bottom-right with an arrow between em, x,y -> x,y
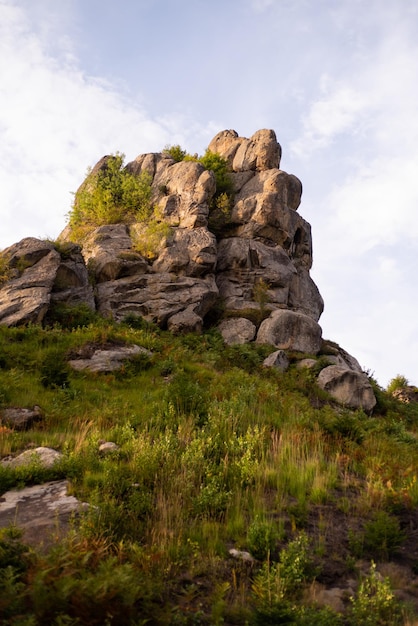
167,308 -> 203,334
99,441 -> 120,454
218,318 -> 257,345
1,406 -> 42,430
0,480 -> 89,547
296,358 -> 318,370
229,548 -> 255,563
0,239 -> 61,326
96,273 -> 219,327
263,350 -> 289,371
257,309 -> 323,354
153,227 -> 217,277
50,242 -> 95,310
1,447 -> 63,468
392,386 -> 418,404
208,129 -> 281,172
81,224 -> 149,283
69,344 -> 151,373
317,365 -> 376,412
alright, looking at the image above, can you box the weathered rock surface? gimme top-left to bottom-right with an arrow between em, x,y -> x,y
317,365 -> 377,412
0,406 -> 42,430
0,238 -> 94,326
96,272 -> 218,328
1,446 -> 63,468
391,386 -> 418,404
68,344 -> 151,373
81,224 -> 149,283
0,238 -> 61,326
2,129 -> 374,398
0,480 -> 88,547
218,317 -> 257,345
256,309 -> 323,354
263,349 -> 289,371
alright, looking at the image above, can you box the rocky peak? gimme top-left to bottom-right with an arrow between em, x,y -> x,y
0,129 -> 376,410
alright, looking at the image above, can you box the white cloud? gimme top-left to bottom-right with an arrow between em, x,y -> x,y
0,1 -> 212,249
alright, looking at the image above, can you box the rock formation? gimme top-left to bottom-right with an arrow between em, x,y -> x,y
0,128 -> 376,410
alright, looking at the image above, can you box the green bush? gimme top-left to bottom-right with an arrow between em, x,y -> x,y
163,144 -> 188,162
387,374 -> 409,395
349,562 -> 404,625
0,253 -> 12,286
363,511 -> 404,561
68,153 -> 153,232
40,348 -> 70,389
247,517 -> 277,560
44,302 -> 98,330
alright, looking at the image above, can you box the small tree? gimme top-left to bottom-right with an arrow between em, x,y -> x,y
68,153 -> 153,232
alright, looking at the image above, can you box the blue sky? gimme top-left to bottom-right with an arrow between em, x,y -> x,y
1,0 -> 418,388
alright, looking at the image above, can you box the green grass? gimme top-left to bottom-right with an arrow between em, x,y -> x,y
0,320 -> 418,624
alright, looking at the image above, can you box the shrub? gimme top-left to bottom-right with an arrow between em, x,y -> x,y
0,253 -> 12,286
44,302 -> 98,330
163,144 -> 188,162
199,149 -> 233,196
349,561 -> 404,625
387,374 -> 409,395
68,153 -> 153,232
363,511 -> 404,561
247,517 -> 277,560
40,348 -> 70,389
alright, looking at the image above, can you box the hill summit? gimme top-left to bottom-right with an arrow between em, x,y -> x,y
0,129 -> 375,410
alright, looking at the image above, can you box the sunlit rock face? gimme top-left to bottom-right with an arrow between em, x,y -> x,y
0,128 -> 325,339
0,128 -> 376,409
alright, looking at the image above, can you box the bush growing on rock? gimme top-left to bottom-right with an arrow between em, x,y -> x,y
69,153 -> 153,233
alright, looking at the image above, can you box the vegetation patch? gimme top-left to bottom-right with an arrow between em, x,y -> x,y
0,319 -> 417,624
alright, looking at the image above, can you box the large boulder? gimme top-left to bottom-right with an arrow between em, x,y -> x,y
80,224 -> 149,283
50,242 -> 95,310
96,272 -> 219,328
126,154 -> 216,229
208,129 -> 281,172
153,227 -> 217,277
218,317 -> 257,345
317,365 -> 376,412
68,344 -> 152,373
0,129 -> 327,359
0,480 -> 88,547
256,309 -> 323,354
0,238 -> 61,326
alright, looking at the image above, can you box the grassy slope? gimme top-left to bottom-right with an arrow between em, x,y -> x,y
1,317 -> 418,625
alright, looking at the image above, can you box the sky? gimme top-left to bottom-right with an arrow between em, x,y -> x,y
1,0 -> 417,388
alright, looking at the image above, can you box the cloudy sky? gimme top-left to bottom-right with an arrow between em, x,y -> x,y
1,0 -> 417,388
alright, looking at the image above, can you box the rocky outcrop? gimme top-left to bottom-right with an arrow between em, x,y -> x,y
317,365 -> 376,413
0,406 -> 42,430
0,238 -> 94,326
257,309 -> 323,354
0,480 -> 88,548
68,344 -> 151,373
0,128 -> 374,408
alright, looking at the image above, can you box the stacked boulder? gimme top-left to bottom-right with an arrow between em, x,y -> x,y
0,129 -> 375,411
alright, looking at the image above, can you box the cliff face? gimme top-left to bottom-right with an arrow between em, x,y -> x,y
0,129 -> 376,411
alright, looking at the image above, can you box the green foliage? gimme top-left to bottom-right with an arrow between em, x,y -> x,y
44,302 -> 98,330
131,206 -> 172,260
363,511 -> 405,561
68,153 -> 153,233
163,144 -> 188,162
247,517 -> 278,560
0,253 -> 12,285
199,149 -> 233,196
0,320 -> 417,623
40,348 -> 70,389
387,374 -> 409,395
349,562 -> 404,625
